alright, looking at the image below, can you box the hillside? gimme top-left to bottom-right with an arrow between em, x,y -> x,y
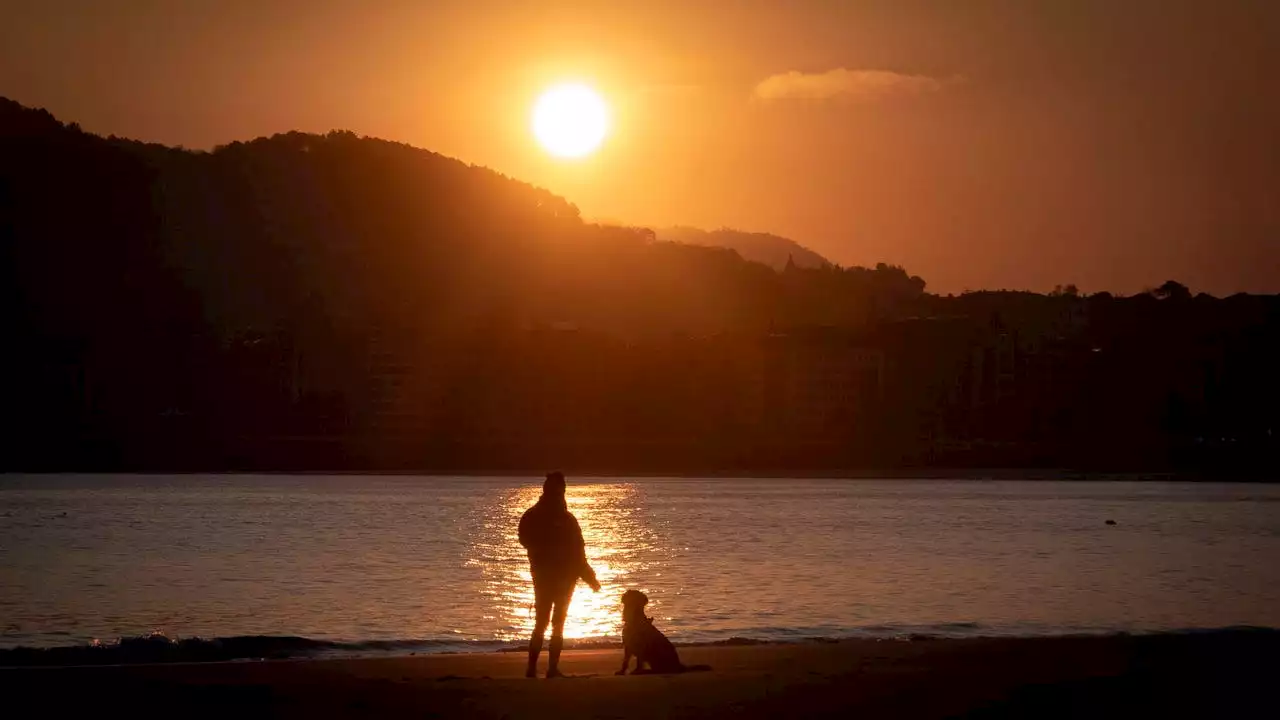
0,98 -> 931,339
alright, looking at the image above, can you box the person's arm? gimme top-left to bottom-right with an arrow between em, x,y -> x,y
518,509 -> 532,549
571,516 -> 601,591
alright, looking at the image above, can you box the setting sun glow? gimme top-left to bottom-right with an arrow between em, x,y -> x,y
532,83 -> 609,159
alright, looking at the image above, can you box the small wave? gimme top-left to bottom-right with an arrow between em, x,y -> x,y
3,626 -> 1276,668
0,633 -> 520,668
701,636 -> 772,646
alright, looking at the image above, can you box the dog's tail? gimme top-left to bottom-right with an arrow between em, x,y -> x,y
679,664 -> 712,673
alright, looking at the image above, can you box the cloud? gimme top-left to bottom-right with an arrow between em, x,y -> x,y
752,69 -> 953,102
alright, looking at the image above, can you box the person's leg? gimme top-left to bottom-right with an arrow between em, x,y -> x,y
545,585 -> 574,678
527,585 -> 552,678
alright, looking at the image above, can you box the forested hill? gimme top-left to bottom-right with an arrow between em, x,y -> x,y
0,97 -> 923,341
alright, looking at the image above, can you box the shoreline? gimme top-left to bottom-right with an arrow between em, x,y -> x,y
7,626 -> 1276,668
3,631 -> 1274,718
9,468 -> 1270,482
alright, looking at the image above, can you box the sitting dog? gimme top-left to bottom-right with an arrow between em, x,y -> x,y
617,590 -> 710,675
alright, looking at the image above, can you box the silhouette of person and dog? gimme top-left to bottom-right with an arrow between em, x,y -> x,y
519,471 -> 708,678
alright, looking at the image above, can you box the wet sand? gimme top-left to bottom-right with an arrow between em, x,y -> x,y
2,631 -> 1274,718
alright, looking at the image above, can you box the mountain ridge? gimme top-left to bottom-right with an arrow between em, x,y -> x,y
655,226 -> 831,271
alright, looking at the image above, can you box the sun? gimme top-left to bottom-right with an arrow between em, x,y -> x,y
532,83 -> 609,159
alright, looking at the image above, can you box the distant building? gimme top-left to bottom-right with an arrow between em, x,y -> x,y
760,328 -> 885,438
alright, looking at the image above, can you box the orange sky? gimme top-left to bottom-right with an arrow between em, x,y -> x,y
3,1 -> 1277,295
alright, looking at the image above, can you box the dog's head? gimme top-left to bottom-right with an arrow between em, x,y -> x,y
620,589 -> 649,614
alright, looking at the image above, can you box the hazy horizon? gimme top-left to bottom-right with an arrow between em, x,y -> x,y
4,0 -> 1277,295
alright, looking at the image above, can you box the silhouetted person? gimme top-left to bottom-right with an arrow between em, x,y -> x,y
519,471 -> 600,678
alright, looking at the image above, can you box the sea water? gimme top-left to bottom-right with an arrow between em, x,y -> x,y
2,475 -> 1278,657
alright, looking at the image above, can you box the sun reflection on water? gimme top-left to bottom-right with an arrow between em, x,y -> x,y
467,482 -> 654,641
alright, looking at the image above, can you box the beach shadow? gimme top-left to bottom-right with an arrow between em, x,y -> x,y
968,632 -> 1276,719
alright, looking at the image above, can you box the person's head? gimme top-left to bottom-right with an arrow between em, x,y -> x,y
542,471 -> 566,502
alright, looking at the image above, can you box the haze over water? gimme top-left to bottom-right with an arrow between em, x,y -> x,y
2,476 -> 1278,653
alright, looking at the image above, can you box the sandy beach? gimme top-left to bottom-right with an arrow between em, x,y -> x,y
2,631 -> 1274,719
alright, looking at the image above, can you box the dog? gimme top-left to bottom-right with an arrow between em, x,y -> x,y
617,590 -> 710,675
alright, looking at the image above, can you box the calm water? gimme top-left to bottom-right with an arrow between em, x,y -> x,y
2,475 -> 1278,652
